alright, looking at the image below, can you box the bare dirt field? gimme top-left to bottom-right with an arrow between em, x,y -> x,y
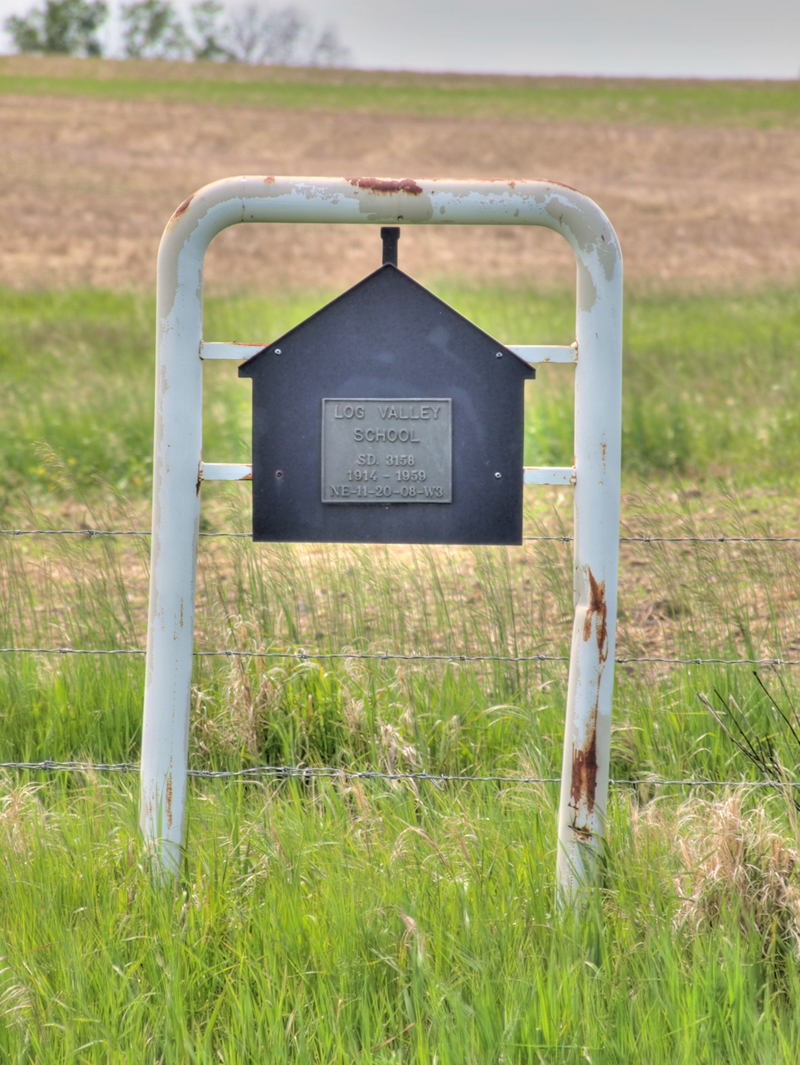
2,91 -> 799,294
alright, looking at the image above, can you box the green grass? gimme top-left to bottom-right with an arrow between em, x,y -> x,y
1,776 -> 800,1063
3,283 -> 800,1059
1,285 -> 798,505
2,476 -> 798,785
2,487 -> 800,1059
2,55 -> 800,128
2,283 -> 797,781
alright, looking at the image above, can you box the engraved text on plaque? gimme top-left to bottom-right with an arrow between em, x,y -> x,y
322,398 -> 452,503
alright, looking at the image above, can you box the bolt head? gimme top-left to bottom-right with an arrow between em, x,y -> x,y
274,348 -> 282,354
495,351 -> 503,358
495,472 -> 502,479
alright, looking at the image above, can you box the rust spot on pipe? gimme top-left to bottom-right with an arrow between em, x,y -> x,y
570,822 -> 594,843
166,193 -> 194,231
582,568 -> 608,662
571,728 -> 599,817
240,472 -> 253,481
347,177 -> 423,196
263,176 -> 276,185
172,195 -> 193,220
571,566 -> 611,821
165,774 -> 173,829
482,178 -> 529,187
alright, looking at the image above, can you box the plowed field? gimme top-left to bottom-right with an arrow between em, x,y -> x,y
2,88 -> 799,294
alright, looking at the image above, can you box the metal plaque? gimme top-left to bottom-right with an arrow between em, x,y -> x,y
322,398 -> 451,504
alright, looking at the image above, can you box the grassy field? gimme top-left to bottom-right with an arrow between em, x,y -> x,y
2,62 -> 800,1061
3,776 -> 800,1063
1,284 -> 799,502
1,280 -> 800,1059
2,55 -> 800,128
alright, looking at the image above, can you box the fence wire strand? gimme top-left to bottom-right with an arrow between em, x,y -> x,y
3,528 -> 795,668
3,527 -> 798,790
2,529 -> 799,544
1,759 -> 799,790
0,646 -> 798,667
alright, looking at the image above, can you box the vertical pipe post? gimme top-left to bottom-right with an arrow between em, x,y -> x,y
139,209 -> 206,875
555,250 -> 623,903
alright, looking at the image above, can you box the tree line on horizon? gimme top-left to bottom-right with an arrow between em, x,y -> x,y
3,0 -> 352,66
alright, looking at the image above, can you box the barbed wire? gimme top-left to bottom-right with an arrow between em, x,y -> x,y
0,645 -> 797,667
0,646 -> 146,656
1,758 -> 799,789
4,530 -> 797,794
524,535 -> 800,545
2,529 -> 798,544
0,529 -> 244,538
618,535 -> 800,544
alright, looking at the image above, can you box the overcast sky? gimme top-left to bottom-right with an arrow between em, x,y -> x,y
1,0 -> 799,79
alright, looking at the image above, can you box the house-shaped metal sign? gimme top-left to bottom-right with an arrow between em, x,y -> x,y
239,242 -> 534,545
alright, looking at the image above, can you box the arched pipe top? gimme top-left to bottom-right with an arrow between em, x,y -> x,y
157,176 -> 621,321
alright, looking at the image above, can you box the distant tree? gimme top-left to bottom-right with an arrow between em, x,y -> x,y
307,24 -> 351,67
226,4 -> 302,64
4,0 -> 109,56
4,9 -> 40,51
188,0 -> 232,61
225,3 -> 351,66
4,0 -> 351,66
120,0 -> 189,59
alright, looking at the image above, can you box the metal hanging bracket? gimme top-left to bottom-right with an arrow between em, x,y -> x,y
381,226 -> 400,266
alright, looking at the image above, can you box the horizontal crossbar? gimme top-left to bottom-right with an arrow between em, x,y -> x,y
200,463 -> 252,481
201,463 -> 576,486
524,467 -> 576,485
508,345 -> 577,364
201,343 -> 577,365
200,342 -> 266,360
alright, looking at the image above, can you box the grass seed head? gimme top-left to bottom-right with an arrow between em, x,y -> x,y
672,794 -> 800,958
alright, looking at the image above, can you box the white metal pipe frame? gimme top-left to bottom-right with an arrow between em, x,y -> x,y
141,176 -> 623,901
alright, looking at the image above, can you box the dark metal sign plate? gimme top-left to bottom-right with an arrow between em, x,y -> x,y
321,398 -> 451,504
239,265 -> 534,544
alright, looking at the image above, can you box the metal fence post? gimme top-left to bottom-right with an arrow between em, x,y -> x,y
139,192 -> 246,873
555,229 -> 623,904
139,178 -> 622,896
